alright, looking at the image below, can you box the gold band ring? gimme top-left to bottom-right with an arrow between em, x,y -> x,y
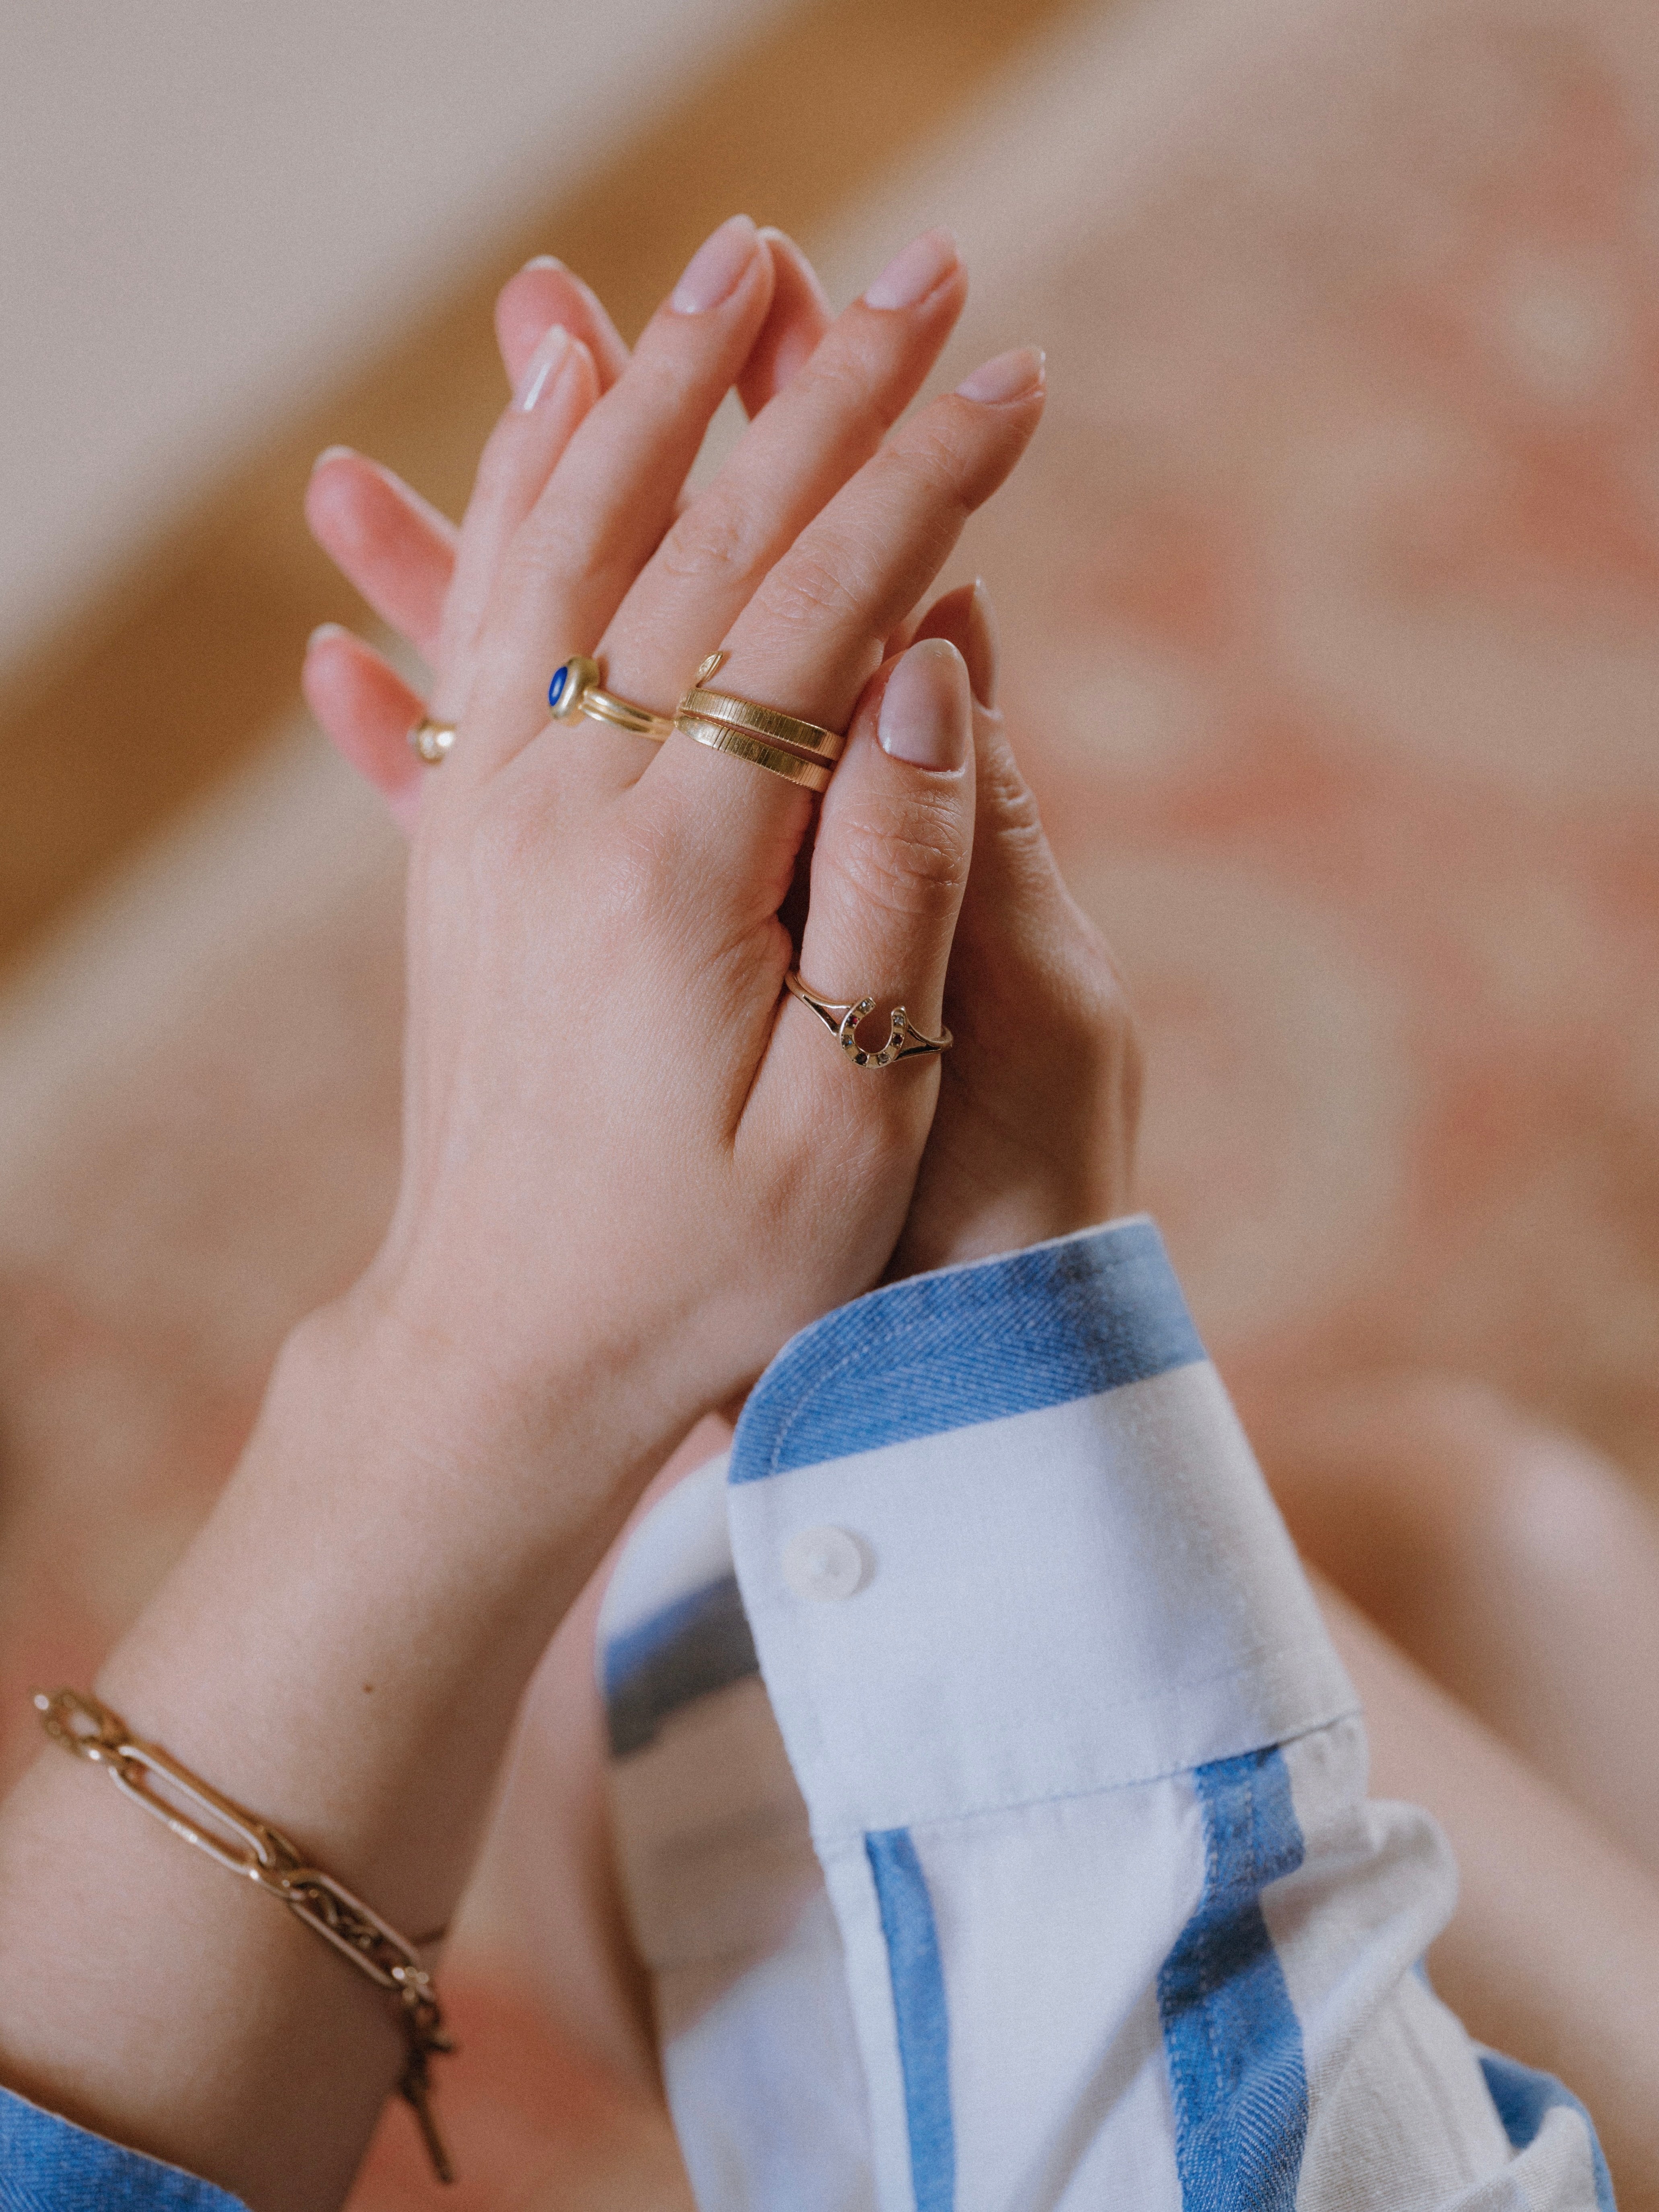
547,655 -> 674,742
678,652 -> 844,766
679,714 -> 833,792
409,717 -> 457,764
784,970 -> 952,1069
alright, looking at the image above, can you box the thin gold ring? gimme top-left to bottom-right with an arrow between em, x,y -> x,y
783,970 -> 952,1069
547,655 -> 673,742
408,717 -> 457,765
678,652 -> 844,765
679,714 -> 832,792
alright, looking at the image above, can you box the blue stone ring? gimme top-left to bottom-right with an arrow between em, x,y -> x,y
547,655 -> 674,742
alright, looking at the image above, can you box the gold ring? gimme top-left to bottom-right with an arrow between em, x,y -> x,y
408,717 -> 457,764
783,970 -> 952,1069
548,655 -> 674,742
679,714 -> 832,792
678,652 -> 844,766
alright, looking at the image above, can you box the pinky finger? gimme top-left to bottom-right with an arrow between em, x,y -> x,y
302,624 -> 427,834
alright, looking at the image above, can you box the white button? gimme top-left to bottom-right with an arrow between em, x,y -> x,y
782,1525 -> 868,1602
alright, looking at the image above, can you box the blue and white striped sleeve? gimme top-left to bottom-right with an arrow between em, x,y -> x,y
600,1215 -> 1616,2212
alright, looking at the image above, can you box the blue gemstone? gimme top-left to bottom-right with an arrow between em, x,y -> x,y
548,664 -> 568,710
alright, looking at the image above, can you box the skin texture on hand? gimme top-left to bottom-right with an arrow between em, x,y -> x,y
305,240 -> 1141,1287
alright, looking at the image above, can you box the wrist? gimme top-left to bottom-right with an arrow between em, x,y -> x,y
94,1276 -> 699,1928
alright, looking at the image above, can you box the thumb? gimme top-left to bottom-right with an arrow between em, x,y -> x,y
772,638 -> 974,1098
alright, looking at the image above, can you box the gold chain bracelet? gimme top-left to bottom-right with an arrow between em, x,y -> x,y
34,1687 -> 457,2184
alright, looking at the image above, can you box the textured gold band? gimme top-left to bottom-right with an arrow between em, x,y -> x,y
783,969 -> 952,1069
408,717 -> 457,764
679,713 -> 833,792
678,685 -> 843,762
676,650 -> 845,768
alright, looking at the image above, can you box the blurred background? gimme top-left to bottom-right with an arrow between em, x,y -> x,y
5,0 -> 1659,2202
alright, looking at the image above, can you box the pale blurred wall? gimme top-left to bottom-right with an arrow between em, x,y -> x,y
0,0 -> 803,672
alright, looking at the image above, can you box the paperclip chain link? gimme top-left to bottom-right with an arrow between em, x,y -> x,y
33,1686 -> 457,2184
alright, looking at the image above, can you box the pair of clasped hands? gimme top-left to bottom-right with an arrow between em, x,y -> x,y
0,218 -> 1142,2212
305,216 -> 1136,1472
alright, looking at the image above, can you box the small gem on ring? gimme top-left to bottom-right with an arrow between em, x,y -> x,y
548,664 -> 570,711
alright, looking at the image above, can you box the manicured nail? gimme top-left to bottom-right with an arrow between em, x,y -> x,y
306,622 -> 348,653
963,579 -> 999,709
515,322 -> 572,411
863,226 -> 959,312
670,214 -> 759,314
955,346 -> 1045,403
310,444 -> 356,475
878,638 -> 972,770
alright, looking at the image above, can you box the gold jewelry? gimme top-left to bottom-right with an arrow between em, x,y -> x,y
678,652 -> 845,767
678,712 -> 833,792
783,970 -> 952,1068
548,654 -> 673,742
408,716 -> 456,765
35,1687 -> 458,2185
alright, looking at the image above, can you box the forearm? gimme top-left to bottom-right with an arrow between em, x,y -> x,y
0,1290 -> 691,2212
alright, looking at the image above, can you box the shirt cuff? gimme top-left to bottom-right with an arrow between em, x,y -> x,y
725,1214 -> 1357,1844
0,2081 -> 246,2209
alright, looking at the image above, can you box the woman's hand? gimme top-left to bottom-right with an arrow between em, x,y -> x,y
341,214 -> 1046,1468
309,232 -> 1139,1312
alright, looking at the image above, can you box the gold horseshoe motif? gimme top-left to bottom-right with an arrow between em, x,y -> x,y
836,998 -> 911,1069
784,972 -> 952,1069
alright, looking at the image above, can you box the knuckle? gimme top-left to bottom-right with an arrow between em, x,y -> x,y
797,343 -> 890,435
654,496 -> 766,593
834,792 -> 969,920
759,545 -> 865,637
880,419 -> 974,511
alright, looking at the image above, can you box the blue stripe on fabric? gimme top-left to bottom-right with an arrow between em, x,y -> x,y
1480,2051 -> 1616,2212
0,2078 -> 247,2207
866,1828 -> 956,2212
731,1217 -> 1203,1482
602,1573 -> 759,1757
1156,1748 -> 1309,2211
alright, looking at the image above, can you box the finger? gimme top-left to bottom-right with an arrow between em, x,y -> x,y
305,450 -> 457,663
463,214 -> 776,777
432,329 -> 600,716
737,228 -> 834,416
495,256 -> 630,393
637,344 -> 1044,890
599,228 -> 964,717
755,639 -> 974,1129
302,624 -> 427,832
912,577 -> 1087,926
910,580 -> 997,706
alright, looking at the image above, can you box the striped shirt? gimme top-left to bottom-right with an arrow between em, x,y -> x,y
598,1216 -> 1615,2212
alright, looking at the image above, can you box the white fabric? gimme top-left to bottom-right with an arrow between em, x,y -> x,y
600,1217 -> 1611,2212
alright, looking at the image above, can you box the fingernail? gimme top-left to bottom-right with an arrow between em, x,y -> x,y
310,444 -> 356,474
955,346 -> 1045,403
879,639 -> 972,770
670,214 -> 759,314
306,622 -> 348,653
520,254 -> 565,272
863,226 -> 959,312
515,321 -> 572,411
963,579 -> 999,709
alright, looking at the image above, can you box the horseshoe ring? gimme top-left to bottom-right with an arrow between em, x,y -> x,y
783,970 -> 952,1070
